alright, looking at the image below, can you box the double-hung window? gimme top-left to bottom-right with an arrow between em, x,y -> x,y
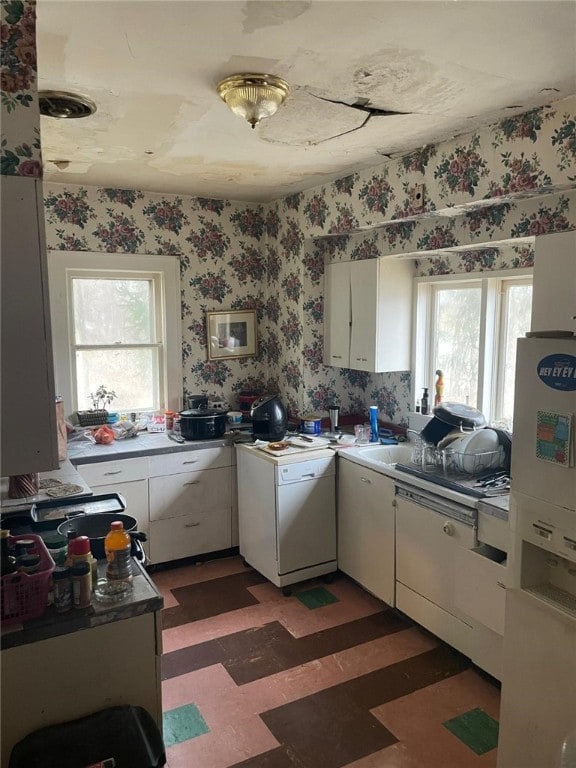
413,270 -> 532,429
49,252 -> 181,415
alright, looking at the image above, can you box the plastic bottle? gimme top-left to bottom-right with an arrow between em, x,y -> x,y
53,566 -> 73,613
71,561 -> 92,608
69,535 -> 97,591
369,405 -> 379,443
105,521 -> 133,585
421,387 -> 429,415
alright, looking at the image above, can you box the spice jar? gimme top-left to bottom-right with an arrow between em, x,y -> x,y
53,566 -> 72,613
71,561 -> 91,609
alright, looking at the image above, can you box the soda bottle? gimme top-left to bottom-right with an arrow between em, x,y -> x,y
104,521 -> 132,585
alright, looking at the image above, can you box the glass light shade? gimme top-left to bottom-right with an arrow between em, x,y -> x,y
217,74 -> 289,128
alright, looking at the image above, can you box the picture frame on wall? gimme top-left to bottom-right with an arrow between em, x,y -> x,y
206,309 -> 257,360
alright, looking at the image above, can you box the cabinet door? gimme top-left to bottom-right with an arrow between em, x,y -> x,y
148,447 -> 231,477
396,497 -> 475,616
532,231 -> 576,333
149,466 -> 232,521
1,177 -> 58,476
150,508 -> 231,563
349,259 -> 379,370
338,460 -> 396,605
323,260 -> 351,367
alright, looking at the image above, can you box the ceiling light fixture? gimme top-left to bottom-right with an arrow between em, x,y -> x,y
39,90 -> 97,119
216,73 -> 290,129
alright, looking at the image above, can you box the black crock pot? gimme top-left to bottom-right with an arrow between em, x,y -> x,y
179,409 -> 227,440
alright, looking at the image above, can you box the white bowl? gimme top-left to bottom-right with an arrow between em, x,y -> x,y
448,429 -> 503,474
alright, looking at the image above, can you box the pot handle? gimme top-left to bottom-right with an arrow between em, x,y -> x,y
129,530 -> 147,543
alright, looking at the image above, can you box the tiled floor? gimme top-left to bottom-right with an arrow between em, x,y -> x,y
153,556 -> 500,768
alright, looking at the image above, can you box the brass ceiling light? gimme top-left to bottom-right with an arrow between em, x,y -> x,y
216,73 -> 290,129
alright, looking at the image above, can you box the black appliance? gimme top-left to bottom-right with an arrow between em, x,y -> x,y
178,409 -> 226,440
250,394 -> 287,441
187,394 -> 209,410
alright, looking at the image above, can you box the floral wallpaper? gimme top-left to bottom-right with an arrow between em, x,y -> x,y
1,0 -> 42,177
2,3 -> 575,432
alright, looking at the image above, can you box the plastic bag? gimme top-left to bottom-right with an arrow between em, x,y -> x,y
94,425 -> 115,444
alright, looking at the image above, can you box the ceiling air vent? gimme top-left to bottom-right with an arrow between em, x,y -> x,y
39,90 -> 97,119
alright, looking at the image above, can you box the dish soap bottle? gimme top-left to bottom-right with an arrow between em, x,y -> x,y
369,405 -> 379,443
421,387 -> 429,415
105,521 -> 133,586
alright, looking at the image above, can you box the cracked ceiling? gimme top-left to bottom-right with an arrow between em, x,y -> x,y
36,0 -> 576,203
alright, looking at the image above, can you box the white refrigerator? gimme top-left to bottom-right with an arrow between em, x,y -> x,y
497,336 -> 576,768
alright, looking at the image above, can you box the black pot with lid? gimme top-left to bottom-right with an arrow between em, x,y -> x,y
420,401 -> 486,445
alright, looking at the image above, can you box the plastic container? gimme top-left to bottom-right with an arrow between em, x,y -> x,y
105,521 -> 133,584
369,405 -> 379,443
52,565 -> 72,613
68,534 -> 97,590
71,561 -> 91,608
1,534 -> 55,624
301,413 -> 322,434
40,532 -> 68,566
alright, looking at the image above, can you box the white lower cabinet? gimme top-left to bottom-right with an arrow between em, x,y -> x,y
76,457 -> 150,555
75,446 -> 236,565
337,459 -> 396,606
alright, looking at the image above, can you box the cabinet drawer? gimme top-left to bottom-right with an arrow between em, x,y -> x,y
454,544 -> 507,635
76,456 -> 148,486
149,466 -> 232,521
148,447 -> 231,477
149,508 -> 231,564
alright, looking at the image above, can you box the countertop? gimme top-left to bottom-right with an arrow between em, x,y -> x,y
0,460 -> 93,513
67,431 -> 232,464
0,557 -> 163,650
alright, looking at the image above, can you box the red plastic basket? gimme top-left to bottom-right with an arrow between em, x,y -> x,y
1,534 -> 55,625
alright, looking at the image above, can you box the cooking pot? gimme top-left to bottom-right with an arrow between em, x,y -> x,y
178,409 -> 226,440
57,513 -> 146,561
420,401 -> 486,445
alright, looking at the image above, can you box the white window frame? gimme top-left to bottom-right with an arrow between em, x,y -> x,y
412,268 -> 532,424
48,251 -> 182,414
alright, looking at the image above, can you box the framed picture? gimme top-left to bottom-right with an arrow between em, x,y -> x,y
206,309 -> 257,360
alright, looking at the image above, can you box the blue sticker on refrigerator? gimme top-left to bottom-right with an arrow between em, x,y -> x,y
536,354 -> 576,391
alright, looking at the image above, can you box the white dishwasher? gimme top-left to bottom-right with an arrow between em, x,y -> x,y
236,444 -> 337,594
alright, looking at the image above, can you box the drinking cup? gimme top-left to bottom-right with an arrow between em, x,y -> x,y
354,424 -> 371,444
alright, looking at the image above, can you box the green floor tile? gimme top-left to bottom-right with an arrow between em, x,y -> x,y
295,586 -> 339,609
443,707 -> 499,755
163,703 -> 209,747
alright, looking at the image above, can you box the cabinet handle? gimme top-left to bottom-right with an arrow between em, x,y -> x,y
442,521 -> 454,536
360,476 -> 372,484
301,473 -> 316,478
185,522 -> 201,528
104,470 -> 122,476
332,355 -> 342,359
496,581 -> 506,589
183,480 -> 200,486
182,460 -> 198,465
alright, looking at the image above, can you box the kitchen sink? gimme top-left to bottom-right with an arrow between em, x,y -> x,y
352,443 -> 414,465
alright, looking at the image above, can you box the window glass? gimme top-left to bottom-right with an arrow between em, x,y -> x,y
433,286 -> 482,408
76,348 -> 159,412
72,278 -> 154,345
499,283 -> 533,428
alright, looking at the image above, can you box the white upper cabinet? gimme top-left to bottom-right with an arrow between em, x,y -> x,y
324,257 -> 413,372
323,260 -> 351,367
531,231 -> 576,333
